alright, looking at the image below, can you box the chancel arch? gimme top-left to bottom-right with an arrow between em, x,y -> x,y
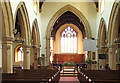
47,5 -> 92,65
13,2 -> 31,70
98,18 -> 107,69
108,1 -> 120,70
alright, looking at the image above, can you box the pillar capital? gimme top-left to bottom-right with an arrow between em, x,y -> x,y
23,44 -> 31,49
2,36 -> 14,44
108,44 -> 118,49
23,44 -> 31,69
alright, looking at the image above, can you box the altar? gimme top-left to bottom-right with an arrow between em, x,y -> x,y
62,62 -> 76,66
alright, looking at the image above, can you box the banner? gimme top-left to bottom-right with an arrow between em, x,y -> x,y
83,39 -> 97,52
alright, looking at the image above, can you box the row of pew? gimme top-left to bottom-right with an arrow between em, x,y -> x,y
78,70 -> 120,83
2,68 -> 60,83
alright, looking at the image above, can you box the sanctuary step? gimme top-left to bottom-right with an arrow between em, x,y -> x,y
60,67 -> 78,77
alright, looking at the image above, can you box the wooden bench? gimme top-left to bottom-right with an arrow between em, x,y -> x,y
2,69 -> 60,83
78,70 -> 120,83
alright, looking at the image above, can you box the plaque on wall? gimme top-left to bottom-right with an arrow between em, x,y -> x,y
92,52 -> 96,60
99,54 -> 107,59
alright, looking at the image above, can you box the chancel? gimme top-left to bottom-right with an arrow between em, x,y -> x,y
0,0 -> 120,83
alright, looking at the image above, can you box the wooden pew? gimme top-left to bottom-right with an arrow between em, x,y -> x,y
2,69 -> 60,83
78,70 -> 120,83
78,71 -> 88,83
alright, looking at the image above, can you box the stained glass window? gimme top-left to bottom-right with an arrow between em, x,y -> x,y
61,27 -> 77,53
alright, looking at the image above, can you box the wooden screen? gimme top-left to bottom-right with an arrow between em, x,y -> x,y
53,54 -> 85,65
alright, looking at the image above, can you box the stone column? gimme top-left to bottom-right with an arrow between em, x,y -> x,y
34,47 -> 38,69
37,47 -> 40,65
46,38 -> 50,66
23,45 -> 31,69
108,44 -> 117,70
2,37 -> 13,73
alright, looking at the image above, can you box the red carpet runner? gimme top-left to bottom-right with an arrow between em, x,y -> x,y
59,77 -> 79,83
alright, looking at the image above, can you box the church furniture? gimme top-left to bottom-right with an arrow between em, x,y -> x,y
78,70 -> 120,83
2,69 -> 60,83
53,54 -> 85,65
13,65 -> 22,73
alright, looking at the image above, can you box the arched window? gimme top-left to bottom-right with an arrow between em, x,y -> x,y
15,46 -> 23,62
61,27 -> 77,53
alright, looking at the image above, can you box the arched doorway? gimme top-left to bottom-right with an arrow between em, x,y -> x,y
108,1 -> 120,70
31,19 -> 40,69
98,18 -> 107,69
13,2 -> 31,70
47,5 -> 92,66
1,2 -> 14,73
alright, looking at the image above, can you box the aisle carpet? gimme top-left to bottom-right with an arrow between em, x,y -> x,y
59,77 -> 79,83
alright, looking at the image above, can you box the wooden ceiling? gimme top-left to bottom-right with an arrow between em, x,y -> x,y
51,11 -> 86,39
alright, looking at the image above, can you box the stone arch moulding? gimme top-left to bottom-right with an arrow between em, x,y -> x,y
98,17 -> 107,52
14,2 -> 31,45
107,1 -> 120,70
32,19 -> 40,47
108,1 -> 120,45
1,1 -> 14,37
46,4 -> 92,40
1,1 -> 14,73
46,4 -> 92,65
32,23 -> 37,45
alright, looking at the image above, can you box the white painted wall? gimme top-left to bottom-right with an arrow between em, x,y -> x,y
7,1 -> 115,61
8,1 -> 115,55
41,2 -> 97,55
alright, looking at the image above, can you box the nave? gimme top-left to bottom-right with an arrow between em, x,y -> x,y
1,0 -> 120,83
2,66 -> 120,83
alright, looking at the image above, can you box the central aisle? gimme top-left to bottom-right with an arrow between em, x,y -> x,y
59,77 -> 79,83
59,67 -> 79,83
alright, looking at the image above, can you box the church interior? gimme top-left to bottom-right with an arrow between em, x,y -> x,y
0,0 -> 120,83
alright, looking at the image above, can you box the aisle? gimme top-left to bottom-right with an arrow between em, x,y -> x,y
59,67 -> 79,83
59,77 -> 79,83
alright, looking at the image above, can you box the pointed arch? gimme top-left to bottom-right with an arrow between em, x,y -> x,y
46,4 -> 92,64
98,17 -> 107,54
107,1 -> 120,70
46,4 -> 92,39
32,25 -> 37,45
14,2 -> 31,45
31,19 -> 40,68
108,1 -> 120,45
1,1 -> 13,37
1,1 -> 14,73
32,19 -> 40,47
